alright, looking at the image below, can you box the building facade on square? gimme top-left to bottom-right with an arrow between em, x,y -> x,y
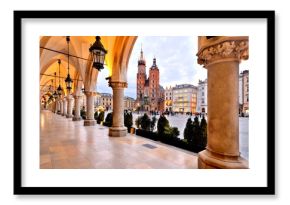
158,85 -> 165,112
100,93 -> 113,111
98,93 -> 135,112
196,79 -> 208,113
172,84 -> 198,113
136,48 -> 161,112
124,96 -> 135,111
164,86 -> 173,112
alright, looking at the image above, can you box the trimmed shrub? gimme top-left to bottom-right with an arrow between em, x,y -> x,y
135,129 -> 158,141
184,118 -> 193,144
80,109 -> 86,119
135,116 -> 142,129
103,112 -> 113,127
157,114 -> 170,135
124,111 -> 133,132
94,111 -> 98,120
150,116 -> 157,131
140,113 -> 151,131
192,116 -> 201,151
97,111 -> 104,124
199,116 -> 207,149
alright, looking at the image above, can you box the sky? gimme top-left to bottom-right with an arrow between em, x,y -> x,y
97,36 -> 249,99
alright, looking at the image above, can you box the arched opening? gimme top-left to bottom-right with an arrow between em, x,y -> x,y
39,35 -> 249,169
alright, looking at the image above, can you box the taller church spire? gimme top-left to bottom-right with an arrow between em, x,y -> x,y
138,46 -> 146,66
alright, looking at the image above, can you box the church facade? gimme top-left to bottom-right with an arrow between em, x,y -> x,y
136,48 -> 161,112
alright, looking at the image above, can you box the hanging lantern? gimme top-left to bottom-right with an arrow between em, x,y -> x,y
57,59 -> 63,96
65,36 -> 73,93
89,36 -> 107,71
65,73 -> 73,93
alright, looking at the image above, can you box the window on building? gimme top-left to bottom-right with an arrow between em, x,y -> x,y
202,92 -> 204,96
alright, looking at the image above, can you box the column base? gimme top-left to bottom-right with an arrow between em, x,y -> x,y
62,114 -> 66,116
84,119 -> 96,126
57,111 -> 61,115
66,114 -> 73,118
109,127 -> 127,137
72,116 -> 82,121
198,149 -> 248,169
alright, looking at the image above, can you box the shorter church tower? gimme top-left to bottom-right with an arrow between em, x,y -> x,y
149,57 -> 160,111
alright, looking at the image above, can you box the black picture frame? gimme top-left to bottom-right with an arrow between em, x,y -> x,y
14,10 -> 275,195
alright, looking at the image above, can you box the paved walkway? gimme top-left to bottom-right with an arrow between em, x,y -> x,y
40,110 -> 198,169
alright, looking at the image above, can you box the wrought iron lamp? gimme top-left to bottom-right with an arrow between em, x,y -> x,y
65,36 -> 73,93
89,36 -> 107,71
56,59 -> 63,96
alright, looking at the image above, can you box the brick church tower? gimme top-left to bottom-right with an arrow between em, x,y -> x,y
149,57 -> 160,111
136,48 -> 146,101
136,48 -> 160,112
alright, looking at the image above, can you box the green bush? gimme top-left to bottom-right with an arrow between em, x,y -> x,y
135,116 -> 142,129
136,129 -> 158,141
97,111 -> 104,124
184,118 -> 193,143
124,111 -> 133,132
192,116 -> 200,147
94,111 -> 98,120
157,114 -> 170,135
80,108 -> 86,119
103,112 -> 113,127
150,116 -> 157,131
199,116 -> 207,149
157,114 -> 180,138
182,116 -> 208,152
140,113 -> 151,131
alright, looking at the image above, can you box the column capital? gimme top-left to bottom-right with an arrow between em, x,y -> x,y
197,36 -> 249,67
73,95 -> 82,99
109,81 -> 128,89
84,91 -> 97,97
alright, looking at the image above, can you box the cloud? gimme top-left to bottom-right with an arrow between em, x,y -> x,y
97,36 -> 207,98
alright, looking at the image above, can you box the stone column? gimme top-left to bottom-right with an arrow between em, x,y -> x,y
60,100 -> 64,115
55,101 -> 58,113
109,81 -> 127,137
73,95 -> 82,121
57,100 -> 61,114
84,91 -> 96,126
66,95 -> 73,118
62,98 -> 67,117
196,37 -> 249,169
